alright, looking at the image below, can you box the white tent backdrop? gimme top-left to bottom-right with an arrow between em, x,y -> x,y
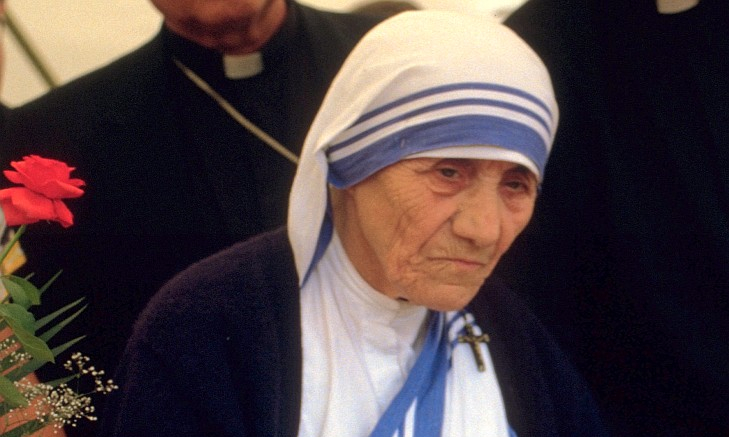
1,0 -> 525,107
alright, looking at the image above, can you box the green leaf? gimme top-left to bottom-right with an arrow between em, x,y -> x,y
0,302 -> 36,333
39,374 -> 77,388
8,276 -> 42,306
49,336 -> 86,358
3,275 -> 42,307
39,305 -> 87,343
12,329 -> 54,364
0,374 -> 28,408
35,297 -> 86,333
10,336 -> 85,379
0,420 -> 49,437
0,304 -> 54,364
38,269 -> 63,296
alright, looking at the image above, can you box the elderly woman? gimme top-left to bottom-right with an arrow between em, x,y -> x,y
99,10 -> 607,437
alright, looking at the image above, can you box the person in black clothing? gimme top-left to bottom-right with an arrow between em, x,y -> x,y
0,1 -> 385,435
498,1 -> 729,436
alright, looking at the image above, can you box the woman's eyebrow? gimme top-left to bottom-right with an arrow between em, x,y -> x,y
508,164 -> 531,174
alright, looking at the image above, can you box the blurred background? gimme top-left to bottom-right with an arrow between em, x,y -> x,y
1,0 -> 526,107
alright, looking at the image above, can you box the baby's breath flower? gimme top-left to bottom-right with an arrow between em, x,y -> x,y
2,352 -> 118,434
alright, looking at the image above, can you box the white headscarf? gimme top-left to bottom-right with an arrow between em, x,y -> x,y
288,10 -> 558,285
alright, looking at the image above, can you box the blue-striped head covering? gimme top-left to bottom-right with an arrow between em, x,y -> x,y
288,10 -> 558,284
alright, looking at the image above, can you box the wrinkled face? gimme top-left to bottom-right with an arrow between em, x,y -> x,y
333,157 -> 538,311
149,0 -> 285,53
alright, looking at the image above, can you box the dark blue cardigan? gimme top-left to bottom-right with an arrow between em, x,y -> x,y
99,228 -> 608,437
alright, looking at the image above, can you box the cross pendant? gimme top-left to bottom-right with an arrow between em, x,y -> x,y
458,323 -> 490,372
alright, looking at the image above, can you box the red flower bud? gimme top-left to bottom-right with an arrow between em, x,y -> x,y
0,155 -> 86,228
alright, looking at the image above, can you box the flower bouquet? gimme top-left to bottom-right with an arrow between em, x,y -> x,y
0,155 -> 117,436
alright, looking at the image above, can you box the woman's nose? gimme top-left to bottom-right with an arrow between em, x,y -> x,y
450,187 -> 501,247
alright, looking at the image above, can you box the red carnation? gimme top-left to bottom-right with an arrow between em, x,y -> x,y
0,155 -> 86,228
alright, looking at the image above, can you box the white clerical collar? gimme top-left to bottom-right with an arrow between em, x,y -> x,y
223,52 -> 264,79
656,0 -> 700,14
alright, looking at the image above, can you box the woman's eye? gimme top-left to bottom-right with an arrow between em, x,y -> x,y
428,164 -> 467,195
504,180 -> 526,190
438,167 -> 459,178
503,177 -> 537,196
426,159 -> 472,194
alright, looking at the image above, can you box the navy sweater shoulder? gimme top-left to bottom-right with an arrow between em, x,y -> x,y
101,229 -> 301,437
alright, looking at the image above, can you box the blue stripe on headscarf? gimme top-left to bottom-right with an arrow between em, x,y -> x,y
302,199 -> 335,285
327,115 -> 548,189
328,98 -> 551,157
351,82 -> 554,127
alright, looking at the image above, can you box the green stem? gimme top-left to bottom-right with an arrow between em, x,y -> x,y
0,224 -> 27,269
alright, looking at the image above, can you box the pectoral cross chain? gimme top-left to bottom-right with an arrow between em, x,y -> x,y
458,323 -> 490,372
